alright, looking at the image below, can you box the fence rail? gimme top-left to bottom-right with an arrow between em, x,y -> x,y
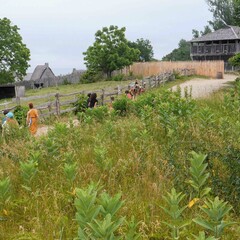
0,68 -> 195,118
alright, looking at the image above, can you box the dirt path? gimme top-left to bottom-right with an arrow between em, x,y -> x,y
36,74 -> 236,136
171,74 -> 236,98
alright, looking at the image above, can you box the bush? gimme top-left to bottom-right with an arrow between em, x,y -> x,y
63,78 -> 71,85
80,70 -> 104,83
112,97 -> 129,116
85,106 -> 109,122
110,74 -> 126,81
73,94 -> 88,114
14,105 -> 29,125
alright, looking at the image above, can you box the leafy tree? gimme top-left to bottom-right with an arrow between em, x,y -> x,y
228,52 -> 240,67
162,39 -> 191,61
0,18 -> 30,84
206,0 -> 235,30
83,25 -> 139,78
128,38 -> 154,62
192,26 -> 212,39
192,0 -> 240,39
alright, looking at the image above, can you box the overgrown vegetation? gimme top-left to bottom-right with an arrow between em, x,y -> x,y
0,78 -> 240,239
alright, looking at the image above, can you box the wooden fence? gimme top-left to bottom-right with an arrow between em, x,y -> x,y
0,68 -> 195,118
121,61 -> 224,79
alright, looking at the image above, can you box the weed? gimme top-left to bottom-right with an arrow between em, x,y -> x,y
193,197 -> 236,238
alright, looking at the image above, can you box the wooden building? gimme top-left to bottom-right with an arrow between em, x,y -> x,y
190,26 -> 240,64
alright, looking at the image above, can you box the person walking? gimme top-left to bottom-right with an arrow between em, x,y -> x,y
26,103 -> 39,135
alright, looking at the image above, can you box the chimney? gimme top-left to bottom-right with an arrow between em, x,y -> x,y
45,63 -> 49,67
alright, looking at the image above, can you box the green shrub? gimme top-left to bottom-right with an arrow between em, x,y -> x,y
111,74 -> 126,81
112,97 -> 129,116
73,94 -> 88,114
80,69 -> 104,83
85,106 -> 109,122
14,105 -> 28,125
63,78 -> 71,85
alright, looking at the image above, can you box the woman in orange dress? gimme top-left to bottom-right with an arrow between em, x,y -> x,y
26,103 -> 39,135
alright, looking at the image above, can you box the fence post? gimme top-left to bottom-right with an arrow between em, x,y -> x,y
117,85 -> 121,95
101,89 -> 105,106
48,103 -> 52,115
55,93 -> 60,115
16,97 -> 20,106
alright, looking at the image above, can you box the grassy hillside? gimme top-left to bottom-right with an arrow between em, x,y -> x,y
0,78 -> 239,239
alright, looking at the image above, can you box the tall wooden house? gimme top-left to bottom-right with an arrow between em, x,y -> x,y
190,26 -> 240,68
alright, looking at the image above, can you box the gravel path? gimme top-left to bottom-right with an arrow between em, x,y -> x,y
171,74 -> 236,98
35,74 -> 236,136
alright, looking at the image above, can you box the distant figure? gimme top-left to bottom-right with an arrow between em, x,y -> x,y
26,103 -> 39,135
1,109 -> 9,126
2,112 -> 19,136
108,96 -> 115,110
89,93 -> 98,108
125,90 -> 132,100
87,93 -> 91,108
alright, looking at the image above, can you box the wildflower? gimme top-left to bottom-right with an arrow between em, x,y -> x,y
188,198 -> 199,208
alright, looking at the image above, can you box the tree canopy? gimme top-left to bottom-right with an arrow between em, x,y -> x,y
0,18 -> 30,84
162,39 -> 191,61
128,38 -> 154,62
228,52 -> 240,67
192,1 -> 240,39
83,25 -> 139,78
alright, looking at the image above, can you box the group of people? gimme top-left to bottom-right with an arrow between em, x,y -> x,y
125,81 -> 146,100
1,103 -> 39,136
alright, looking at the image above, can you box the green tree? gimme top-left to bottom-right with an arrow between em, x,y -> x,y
228,52 -> 240,67
162,39 -> 191,61
0,18 -> 30,84
205,0 -> 240,30
83,25 -> 139,78
192,26 -> 212,39
128,38 -> 154,62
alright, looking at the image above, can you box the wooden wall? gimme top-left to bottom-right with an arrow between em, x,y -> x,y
123,61 -> 224,79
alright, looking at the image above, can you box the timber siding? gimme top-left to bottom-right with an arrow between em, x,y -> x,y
123,61 -> 224,79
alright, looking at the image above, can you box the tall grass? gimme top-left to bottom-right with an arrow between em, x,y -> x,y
0,79 -> 240,239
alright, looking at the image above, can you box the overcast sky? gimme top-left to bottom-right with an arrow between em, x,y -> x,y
0,0 -> 212,75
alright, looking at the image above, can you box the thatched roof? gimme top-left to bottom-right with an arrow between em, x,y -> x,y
30,63 -> 55,80
190,26 -> 240,42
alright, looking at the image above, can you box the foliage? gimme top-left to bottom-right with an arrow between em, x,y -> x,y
162,39 -> 191,61
204,0 -> 240,31
191,231 -> 218,240
228,53 -> 240,67
79,69 -> 104,83
187,152 -> 211,199
14,105 -> 29,125
128,38 -> 154,62
192,26 -> 212,39
83,25 -> 139,78
85,106 -> 109,122
63,78 -> 71,85
73,94 -> 88,114
112,97 -> 129,116
0,18 -> 30,84
74,183 -> 126,239
64,162 -> 78,184
1,77 -> 240,239
160,188 -> 191,239
111,74 -> 126,81
19,160 -> 38,185
0,177 -> 11,208
193,197 -> 236,238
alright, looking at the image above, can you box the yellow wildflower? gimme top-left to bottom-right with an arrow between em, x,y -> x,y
188,198 -> 199,208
